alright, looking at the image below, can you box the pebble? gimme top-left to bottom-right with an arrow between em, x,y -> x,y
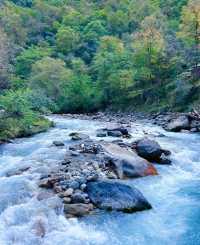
63,197 -> 71,204
63,188 -> 74,197
80,183 -> 87,191
68,180 -> 80,189
71,193 -> 88,204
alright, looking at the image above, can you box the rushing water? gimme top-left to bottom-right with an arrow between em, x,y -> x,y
0,115 -> 200,245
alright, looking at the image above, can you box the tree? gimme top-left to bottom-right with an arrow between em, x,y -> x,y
178,0 -> 200,68
15,45 -> 52,78
107,9 -> 130,37
62,7 -> 85,31
0,2 -> 28,47
128,0 -> 159,32
61,74 -> 102,113
132,15 -> 166,82
83,20 -> 107,43
56,26 -> 80,55
0,28 -> 11,90
30,57 -> 73,102
92,36 -> 133,105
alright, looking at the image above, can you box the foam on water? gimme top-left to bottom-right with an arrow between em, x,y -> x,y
0,115 -> 200,245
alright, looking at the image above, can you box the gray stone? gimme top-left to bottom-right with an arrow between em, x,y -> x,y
63,188 -> 74,197
64,203 -> 93,217
71,193 -> 87,203
53,141 -> 65,147
107,130 -> 123,137
96,130 -> 107,137
166,115 -> 190,132
80,183 -> 87,191
63,197 -> 71,204
87,173 -> 99,181
69,132 -> 90,141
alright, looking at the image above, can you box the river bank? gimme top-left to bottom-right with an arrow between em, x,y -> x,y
0,114 -> 53,144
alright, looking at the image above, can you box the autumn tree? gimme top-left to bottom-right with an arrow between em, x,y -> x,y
132,15 -> 166,83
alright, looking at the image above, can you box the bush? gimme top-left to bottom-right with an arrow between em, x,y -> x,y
0,89 -> 32,117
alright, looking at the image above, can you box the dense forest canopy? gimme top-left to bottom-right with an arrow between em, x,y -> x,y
0,0 -> 199,117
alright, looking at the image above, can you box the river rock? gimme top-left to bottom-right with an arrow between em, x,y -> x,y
166,115 -> 190,132
60,180 -> 80,190
136,138 -> 161,161
108,127 -> 129,136
86,180 -> 152,212
107,130 -> 123,137
63,188 -> 74,197
69,132 -> 90,141
96,130 -> 107,137
39,179 -> 54,189
71,192 -> 87,203
97,127 -> 130,138
101,142 -> 157,178
63,197 -> 71,204
135,138 -> 171,164
53,141 -> 65,147
64,203 -> 93,217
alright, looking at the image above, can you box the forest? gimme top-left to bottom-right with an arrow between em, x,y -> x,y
0,0 -> 199,140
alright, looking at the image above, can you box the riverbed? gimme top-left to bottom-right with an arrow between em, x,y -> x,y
0,115 -> 199,245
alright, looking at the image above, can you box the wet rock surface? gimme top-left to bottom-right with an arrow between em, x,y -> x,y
86,180 -> 152,212
53,141 -> 65,147
101,142 -> 158,178
64,203 -> 94,218
135,138 -> 171,164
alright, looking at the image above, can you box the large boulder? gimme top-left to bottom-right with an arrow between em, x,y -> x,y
135,138 -> 170,163
166,115 -> 190,132
101,143 -> 157,178
86,180 -> 152,212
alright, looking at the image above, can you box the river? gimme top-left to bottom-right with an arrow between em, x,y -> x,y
0,115 -> 199,245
